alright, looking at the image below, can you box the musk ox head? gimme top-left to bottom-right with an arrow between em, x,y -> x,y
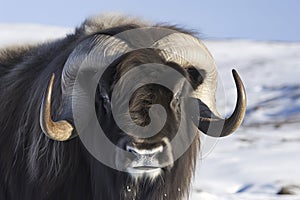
38,15 -> 246,199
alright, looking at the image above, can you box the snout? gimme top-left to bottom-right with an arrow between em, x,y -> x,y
116,137 -> 174,176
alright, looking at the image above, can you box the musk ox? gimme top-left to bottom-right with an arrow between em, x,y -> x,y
0,14 -> 246,200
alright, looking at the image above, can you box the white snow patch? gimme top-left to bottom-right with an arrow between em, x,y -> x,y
0,23 -> 72,47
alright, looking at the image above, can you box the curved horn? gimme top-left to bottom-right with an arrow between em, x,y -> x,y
198,69 -> 247,137
40,35 -> 129,142
40,74 -> 75,141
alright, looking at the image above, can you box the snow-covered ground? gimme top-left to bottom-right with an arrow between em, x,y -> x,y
1,24 -> 299,200
192,40 -> 300,200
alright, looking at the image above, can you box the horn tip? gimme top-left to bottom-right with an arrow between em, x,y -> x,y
231,69 -> 239,78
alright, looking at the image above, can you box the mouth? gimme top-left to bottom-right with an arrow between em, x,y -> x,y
127,166 -> 162,175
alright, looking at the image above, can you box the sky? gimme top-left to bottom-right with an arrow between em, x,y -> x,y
0,0 -> 300,42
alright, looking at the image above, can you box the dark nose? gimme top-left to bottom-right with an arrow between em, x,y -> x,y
125,137 -> 170,157
123,138 -> 174,169
126,144 -> 163,156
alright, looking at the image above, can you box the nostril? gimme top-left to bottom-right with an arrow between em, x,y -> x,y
125,144 -> 163,156
117,136 -> 133,151
126,145 -> 138,155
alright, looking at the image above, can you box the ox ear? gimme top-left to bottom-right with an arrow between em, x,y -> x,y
190,70 -> 247,137
40,74 -> 77,141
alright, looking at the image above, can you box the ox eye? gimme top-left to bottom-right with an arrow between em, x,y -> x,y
174,92 -> 182,101
97,85 -> 110,103
97,85 -> 111,114
171,92 -> 182,108
99,93 -> 111,114
101,94 -> 110,103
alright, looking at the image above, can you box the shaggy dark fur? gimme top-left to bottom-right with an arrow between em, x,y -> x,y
0,17 -> 202,200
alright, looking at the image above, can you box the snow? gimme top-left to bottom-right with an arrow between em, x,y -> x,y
1,24 -> 299,200
192,125 -> 300,200
0,23 -> 72,46
192,40 -> 300,199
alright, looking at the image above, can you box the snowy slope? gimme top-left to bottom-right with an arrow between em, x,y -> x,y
0,23 -> 72,46
193,40 -> 300,199
206,40 -> 300,127
1,24 -> 300,200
